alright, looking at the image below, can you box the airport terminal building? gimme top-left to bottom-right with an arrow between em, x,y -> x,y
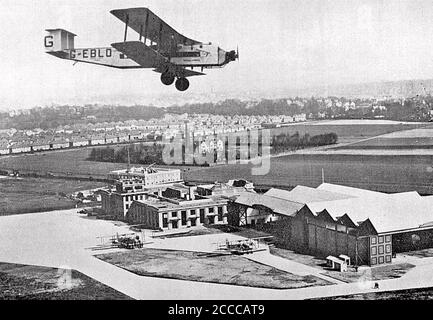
229,183 -> 433,266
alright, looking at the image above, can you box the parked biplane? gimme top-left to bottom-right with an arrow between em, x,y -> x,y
94,232 -> 144,250
45,7 -> 239,91
215,237 -> 272,255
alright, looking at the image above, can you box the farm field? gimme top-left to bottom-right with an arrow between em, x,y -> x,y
184,154 -> 433,194
271,121 -> 426,143
0,177 -> 105,215
96,248 -> 331,289
334,127 -> 433,150
0,262 -> 132,300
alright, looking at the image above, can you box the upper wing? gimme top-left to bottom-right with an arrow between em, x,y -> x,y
111,41 -> 167,68
111,7 -> 202,52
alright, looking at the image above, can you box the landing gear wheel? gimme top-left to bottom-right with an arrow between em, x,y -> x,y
161,73 -> 175,86
175,78 -> 190,91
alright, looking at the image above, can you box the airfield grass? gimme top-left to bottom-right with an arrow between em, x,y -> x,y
0,148 -> 124,179
269,122 -> 424,143
96,248 -> 331,289
314,287 -> 433,300
0,177 -> 105,216
3,145 -> 433,194
0,147 -> 194,180
270,247 -> 414,283
0,262 -> 132,300
184,153 -> 433,194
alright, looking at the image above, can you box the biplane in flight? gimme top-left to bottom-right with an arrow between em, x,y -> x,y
44,7 -> 239,91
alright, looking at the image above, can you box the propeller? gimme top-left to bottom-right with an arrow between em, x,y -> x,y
236,46 -> 239,61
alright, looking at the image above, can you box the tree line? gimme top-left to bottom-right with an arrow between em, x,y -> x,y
271,132 -> 338,154
87,143 -> 166,165
87,132 -> 338,165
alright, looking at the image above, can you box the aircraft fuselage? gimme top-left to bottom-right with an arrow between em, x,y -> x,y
49,43 -> 231,70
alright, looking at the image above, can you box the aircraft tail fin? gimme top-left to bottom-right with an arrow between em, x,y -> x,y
44,29 -> 76,57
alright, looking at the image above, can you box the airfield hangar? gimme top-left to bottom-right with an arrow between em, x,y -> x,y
228,183 -> 433,266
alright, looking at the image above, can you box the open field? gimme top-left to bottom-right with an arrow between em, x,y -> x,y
0,120 -> 431,195
3,147 -> 433,194
334,137 -> 433,150
96,248 -> 331,289
0,147 -> 195,180
315,287 -> 433,300
185,153 -> 433,194
271,121 -> 426,143
0,262 -> 132,300
0,177 -> 105,215
334,126 -> 433,150
0,148 -> 125,179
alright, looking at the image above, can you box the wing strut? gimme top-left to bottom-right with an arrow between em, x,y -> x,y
123,14 -> 129,42
144,10 -> 149,44
158,22 -> 163,51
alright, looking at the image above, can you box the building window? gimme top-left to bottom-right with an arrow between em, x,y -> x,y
378,256 -> 384,264
378,236 -> 384,244
208,207 -> 214,214
371,257 -> 377,265
385,244 -> 391,254
218,207 -> 223,221
325,223 -> 335,230
385,255 -> 392,263
181,211 -> 187,226
385,235 -> 391,243
371,246 -> 377,256
371,236 -> 377,245
126,204 -> 129,210
172,212 -> 177,218
190,209 -> 196,216
378,245 -> 384,255
162,217 -> 168,228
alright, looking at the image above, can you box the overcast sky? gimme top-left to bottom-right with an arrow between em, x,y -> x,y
2,0 -> 433,110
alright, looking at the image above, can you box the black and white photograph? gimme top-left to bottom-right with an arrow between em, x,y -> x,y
2,0 -> 433,308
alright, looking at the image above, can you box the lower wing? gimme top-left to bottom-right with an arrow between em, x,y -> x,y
112,41 -> 205,78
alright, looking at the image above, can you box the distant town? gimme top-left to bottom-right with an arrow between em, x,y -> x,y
1,93 -> 433,156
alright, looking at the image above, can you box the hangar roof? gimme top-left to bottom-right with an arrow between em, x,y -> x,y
303,184 -> 432,234
250,183 -> 433,234
234,192 -> 305,217
265,186 -> 354,203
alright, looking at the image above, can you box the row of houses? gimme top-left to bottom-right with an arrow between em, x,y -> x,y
0,132 -> 152,156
